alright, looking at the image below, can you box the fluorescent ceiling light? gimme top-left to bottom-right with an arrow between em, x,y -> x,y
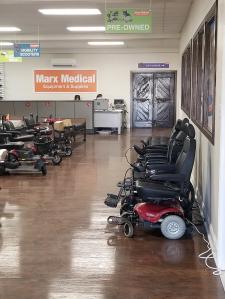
88,41 -> 124,46
0,27 -> 21,32
67,26 -> 105,32
0,42 -> 14,46
39,8 -> 101,15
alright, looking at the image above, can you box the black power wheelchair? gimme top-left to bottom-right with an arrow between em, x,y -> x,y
105,121 -> 196,240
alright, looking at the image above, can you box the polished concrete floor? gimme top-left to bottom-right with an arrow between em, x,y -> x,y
0,128 -> 224,299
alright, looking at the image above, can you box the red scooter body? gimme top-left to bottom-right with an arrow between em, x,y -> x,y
134,200 -> 184,223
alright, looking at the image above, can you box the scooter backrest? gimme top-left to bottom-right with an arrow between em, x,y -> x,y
167,125 -> 188,163
175,125 -> 196,182
169,119 -> 182,142
182,118 -> 189,126
187,123 -> 195,139
0,149 -> 8,161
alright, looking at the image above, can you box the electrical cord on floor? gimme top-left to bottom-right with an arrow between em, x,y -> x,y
122,167 -> 132,197
186,218 -> 221,276
125,146 -> 134,167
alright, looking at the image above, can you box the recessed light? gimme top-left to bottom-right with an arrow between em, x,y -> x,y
39,8 -> 101,15
67,26 -> 105,32
88,41 -> 125,46
0,27 -> 21,32
0,42 -> 14,46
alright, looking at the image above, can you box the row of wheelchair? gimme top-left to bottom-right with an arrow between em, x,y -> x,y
105,118 -> 196,240
0,114 -> 77,176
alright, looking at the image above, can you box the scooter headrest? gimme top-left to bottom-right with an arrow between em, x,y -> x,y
175,119 -> 182,131
187,124 -> 195,139
182,118 -> 189,125
181,121 -> 189,134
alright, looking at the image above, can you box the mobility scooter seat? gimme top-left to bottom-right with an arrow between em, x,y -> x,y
135,180 -> 179,200
0,141 -> 24,150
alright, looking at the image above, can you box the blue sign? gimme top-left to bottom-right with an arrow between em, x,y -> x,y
14,43 -> 40,57
138,63 -> 169,68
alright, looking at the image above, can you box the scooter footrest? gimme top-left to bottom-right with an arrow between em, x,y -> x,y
104,194 -> 119,208
107,216 -> 125,225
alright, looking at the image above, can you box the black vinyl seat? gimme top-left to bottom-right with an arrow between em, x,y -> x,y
1,121 -> 34,142
135,124 -> 196,203
135,180 -> 179,200
0,133 -> 25,150
134,118 -> 187,156
133,121 -> 189,176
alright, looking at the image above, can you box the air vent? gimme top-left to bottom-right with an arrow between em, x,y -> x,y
51,58 -> 77,67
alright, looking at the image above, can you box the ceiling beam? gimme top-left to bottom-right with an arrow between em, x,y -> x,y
0,33 -> 180,41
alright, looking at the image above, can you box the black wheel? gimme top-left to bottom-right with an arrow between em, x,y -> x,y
0,165 -> 6,176
52,153 -> 62,165
161,215 -> 186,240
41,165 -> 47,176
123,220 -> 134,238
65,147 -> 72,157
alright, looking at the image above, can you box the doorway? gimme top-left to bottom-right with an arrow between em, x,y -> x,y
131,71 -> 176,128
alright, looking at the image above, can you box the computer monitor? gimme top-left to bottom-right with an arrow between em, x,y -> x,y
94,98 -> 109,111
114,99 -> 124,105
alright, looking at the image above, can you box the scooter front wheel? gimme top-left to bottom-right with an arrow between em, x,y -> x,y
41,165 -> 47,176
123,220 -> 134,238
65,147 -> 73,157
52,153 -> 62,165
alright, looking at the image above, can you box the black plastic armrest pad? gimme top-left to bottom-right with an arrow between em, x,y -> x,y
0,132 -> 12,137
149,145 -> 168,149
146,164 -> 176,172
146,153 -> 167,158
146,149 -> 168,154
150,173 -> 185,182
5,130 -> 21,136
146,160 -> 167,165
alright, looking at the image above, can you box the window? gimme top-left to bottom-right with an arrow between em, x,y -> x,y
181,4 -> 217,144
203,13 -> 216,141
181,43 -> 192,117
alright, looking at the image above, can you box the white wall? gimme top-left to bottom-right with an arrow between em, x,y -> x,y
4,51 -> 179,127
179,0 -> 225,272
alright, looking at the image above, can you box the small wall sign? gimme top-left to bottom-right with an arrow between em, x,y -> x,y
138,63 -> 170,68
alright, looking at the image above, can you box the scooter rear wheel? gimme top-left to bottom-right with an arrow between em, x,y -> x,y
52,154 -> 62,165
41,165 -> 47,176
65,147 -> 73,157
161,215 -> 186,240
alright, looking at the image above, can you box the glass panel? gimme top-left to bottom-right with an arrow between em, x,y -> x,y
191,36 -> 198,120
204,16 -> 216,133
196,30 -> 204,125
181,44 -> 192,116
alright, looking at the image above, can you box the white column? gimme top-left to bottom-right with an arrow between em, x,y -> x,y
216,0 -> 225,271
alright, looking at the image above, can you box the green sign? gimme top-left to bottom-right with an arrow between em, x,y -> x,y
0,50 -> 22,62
105,9 -> 152,33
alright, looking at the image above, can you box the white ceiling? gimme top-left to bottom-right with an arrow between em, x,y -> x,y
0,0 -> 193,52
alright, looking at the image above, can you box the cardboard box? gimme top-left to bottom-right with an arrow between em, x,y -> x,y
62,119 -> 72,127
54,120 -> 64,131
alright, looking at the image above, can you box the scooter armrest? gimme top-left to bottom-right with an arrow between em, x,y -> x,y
146,164 -> 176,172
0,132 -> 12,137
149,173 -> 185,182
5,130 -> 21,136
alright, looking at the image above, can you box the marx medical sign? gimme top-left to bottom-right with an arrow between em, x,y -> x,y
105,9 -> 152,33
34,70 -> 97,93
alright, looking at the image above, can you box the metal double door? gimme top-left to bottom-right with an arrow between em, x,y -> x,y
132,72 -> 175,128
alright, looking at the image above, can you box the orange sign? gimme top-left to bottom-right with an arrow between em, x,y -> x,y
34,70 -> 97,93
